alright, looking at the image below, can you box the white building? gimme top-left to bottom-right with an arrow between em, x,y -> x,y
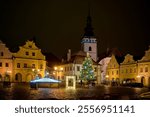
99,57 -> 111,83
0,40 -> 13,82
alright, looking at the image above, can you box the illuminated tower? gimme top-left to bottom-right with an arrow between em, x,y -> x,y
81,11 -> 97,62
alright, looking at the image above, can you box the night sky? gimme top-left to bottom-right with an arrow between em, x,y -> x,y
0,0 -> 149,58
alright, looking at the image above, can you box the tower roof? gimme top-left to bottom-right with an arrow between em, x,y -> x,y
83,8 -> 94,37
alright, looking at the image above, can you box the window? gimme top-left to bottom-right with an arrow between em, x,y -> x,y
112,71 -> 114,75
26,52 -> 29,55
32,64 -> 35,68
5,63 -> 9,67
32,52 -> 35,56
140,68 -> 143,73
116,70 -> 118,75
17,63 -> 20,68
77,66 -> 80,71
1,52 -> 4,56
130,68 -> 132,73
126,69 -> 128,73
24,63 -> 27,68
0,62 -> 2,67
89,46 -> 92,51
70,66 -> 72,71
145,67 -> 148,72
40,64 -> 43,69
134,68 -> 136,73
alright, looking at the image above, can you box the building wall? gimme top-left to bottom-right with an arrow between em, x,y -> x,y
81,37 -> 97,62
12,40 -> 46,82
99,57 -> 111,83
106,55 -> 119,83
0,40 -> 13,82
120,54 -> 137,83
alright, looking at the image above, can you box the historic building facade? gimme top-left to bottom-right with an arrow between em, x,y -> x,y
12,40 -> 46,82
120,54 -> 137,83
137,46 -> 150,86
0,40 -> 13,82
106,54 -> 120,84
103,46 -> 150,87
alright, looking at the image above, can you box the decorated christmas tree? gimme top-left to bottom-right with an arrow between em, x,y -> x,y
80,53 -> 95,83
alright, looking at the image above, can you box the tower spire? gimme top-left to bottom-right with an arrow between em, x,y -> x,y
83,2 -> 94,37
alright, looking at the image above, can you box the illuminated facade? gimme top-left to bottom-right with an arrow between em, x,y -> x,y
0,40 -> 13,82
104,46 -> 150,87
137,46 -> 150,86
120,54 -> 137,83
106,54 -> 120,84
12,40 -> 46,82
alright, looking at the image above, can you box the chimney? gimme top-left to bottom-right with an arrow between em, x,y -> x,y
67,49 -> 71,61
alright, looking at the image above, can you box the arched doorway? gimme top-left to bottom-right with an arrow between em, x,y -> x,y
141,77 -> 145,86
0,74 -> 3,82
15,73 -> 22,82
26,73 -> 34,82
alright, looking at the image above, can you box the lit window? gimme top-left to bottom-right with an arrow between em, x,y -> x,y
5,63 -> 9,67
0,62 -> 2,67
17,63 -> 20,68
26,52 -> 29,55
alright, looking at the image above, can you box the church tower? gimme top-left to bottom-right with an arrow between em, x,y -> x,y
81,10 -> 97,62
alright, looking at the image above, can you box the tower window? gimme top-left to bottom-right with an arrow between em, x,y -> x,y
89,46 -> 92,51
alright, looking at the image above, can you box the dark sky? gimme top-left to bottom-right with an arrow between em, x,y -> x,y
0,0 -> 149,58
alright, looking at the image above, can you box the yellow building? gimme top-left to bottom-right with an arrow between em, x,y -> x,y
137,46 -> 150,87
106,54 -> 120,84
120,54 -> 137,83
0,40 -> 13,82
12,40 -> 46,82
